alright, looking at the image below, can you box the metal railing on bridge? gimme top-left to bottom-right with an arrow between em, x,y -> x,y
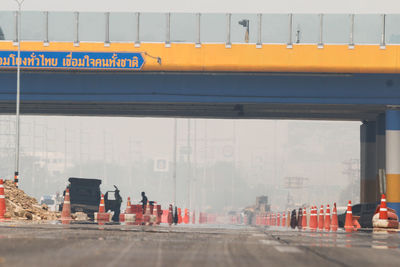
0,12 -> 400,48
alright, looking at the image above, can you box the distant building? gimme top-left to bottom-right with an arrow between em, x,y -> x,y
0,27 -> 4,40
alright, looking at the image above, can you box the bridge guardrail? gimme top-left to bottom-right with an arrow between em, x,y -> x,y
0,12 -> 400,47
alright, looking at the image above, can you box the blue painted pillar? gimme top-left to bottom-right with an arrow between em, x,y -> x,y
360,121 -> 377,203
386,110 -> 400,214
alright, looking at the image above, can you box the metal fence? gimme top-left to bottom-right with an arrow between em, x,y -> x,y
0,12 -> 400,47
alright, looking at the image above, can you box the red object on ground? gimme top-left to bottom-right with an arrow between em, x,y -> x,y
61,188 -> 72,220
0,179 -> 6,219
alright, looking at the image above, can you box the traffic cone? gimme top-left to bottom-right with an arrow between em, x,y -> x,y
125,197 -> 132,214
61,188 -> 72,220
178,208 -> 182,224
331,203 -> 338,232
184,208 -> 189,224
0,179 -> 6,219
99,194 -> 105,213
318,205 -> 324,231
282,212 -> 286,227
379,194 -> 388,220
309,206 -> 317,231
277,213 -> 280,226
192,210 -> 195,224
344,200 -> 353,232
324,205 -> 331,232
168,204 -> 173,226
152,202 -> 159,225
302,208 -> 307,229
144,201 -> 151,225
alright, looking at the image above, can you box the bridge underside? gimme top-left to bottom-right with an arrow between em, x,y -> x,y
0,71 -> 398,120
0,102 -> 385,120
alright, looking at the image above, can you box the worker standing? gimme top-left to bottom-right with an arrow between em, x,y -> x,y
140,192 -> 148,214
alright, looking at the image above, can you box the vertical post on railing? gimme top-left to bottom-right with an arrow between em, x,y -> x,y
44,11 -> 49,46
74,12 -> 79,46
380,14 -> 386,49
287,13 -> 293,48
105,12 -> 110,47
256,13 -> 262,48
349,14 -> 355,49
318,13 -> 323,48
135,12 -> 140,47
195,13 -> 201,48
226,13 -> 231,48
166,13 -> 171,47
13,11 -> 18,45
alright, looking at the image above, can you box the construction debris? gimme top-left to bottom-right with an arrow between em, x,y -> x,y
3,180 -> 60,221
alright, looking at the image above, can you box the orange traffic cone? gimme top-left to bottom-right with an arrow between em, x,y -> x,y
144,201 -> 151,225
61,188 -> 72,220
184,208 -> 189,224
309,206 -> 317,231
344,200 -> 353,232
99,194 -> 105,213
0,179 -> 6,219
302,208 -> 307,230
324,204 -> 331,232
126,197 -> 132,214
318,205 -> 324,231
282,212 -> 286,227
331,203 -> 338,232
379,194 -> 388,220
277,213 -> 280,226
178,208 -> 182,224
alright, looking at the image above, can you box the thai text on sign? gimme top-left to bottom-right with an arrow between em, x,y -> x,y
0,51 -> 145,70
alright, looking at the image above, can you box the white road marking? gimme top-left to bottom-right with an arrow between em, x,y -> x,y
274,246 -> 302,253
259,239 -> 280,245
252,234 -> 265,237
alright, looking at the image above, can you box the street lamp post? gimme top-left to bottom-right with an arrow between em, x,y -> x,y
14,0 -> 24,188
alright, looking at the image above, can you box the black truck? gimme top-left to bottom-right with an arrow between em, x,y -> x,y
60,177 -> 122,221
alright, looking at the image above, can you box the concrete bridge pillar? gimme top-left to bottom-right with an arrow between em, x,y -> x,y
386,109 -> 400,215
376,114 -> 386,200
360,121 -> 377,203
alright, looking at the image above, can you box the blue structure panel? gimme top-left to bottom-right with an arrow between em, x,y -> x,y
386,110 -> 400,130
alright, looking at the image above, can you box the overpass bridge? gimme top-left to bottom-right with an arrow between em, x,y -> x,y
1,11 -> 400,214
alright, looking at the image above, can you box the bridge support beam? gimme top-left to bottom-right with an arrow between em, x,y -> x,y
360,121 -> 377,203
386,109 -> 400,215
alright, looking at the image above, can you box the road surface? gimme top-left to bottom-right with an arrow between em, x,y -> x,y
0,222 -> 399,266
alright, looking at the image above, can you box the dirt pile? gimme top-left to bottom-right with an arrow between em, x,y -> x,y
3,180 -> 60,220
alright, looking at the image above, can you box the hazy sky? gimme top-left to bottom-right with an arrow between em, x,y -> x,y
2,0 -> 400,13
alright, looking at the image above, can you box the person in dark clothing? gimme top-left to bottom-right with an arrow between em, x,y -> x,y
290,209 -> 297,229
174,206 -> 178,225
140,192 -> 148,214
111,186 -> 122,222
297,208 -> 303,229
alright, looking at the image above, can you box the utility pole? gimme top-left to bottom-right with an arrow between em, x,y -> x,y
172,119 -> 177,206
193,120 -> 197,216
231,121 -> 236,209
14,0 -> 25,188
187,119 -> 191,210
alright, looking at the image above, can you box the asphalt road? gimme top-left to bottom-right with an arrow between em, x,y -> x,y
0,222 -> 399,267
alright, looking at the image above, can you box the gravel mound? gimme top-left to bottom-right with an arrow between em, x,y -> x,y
3,180 -> 60,220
